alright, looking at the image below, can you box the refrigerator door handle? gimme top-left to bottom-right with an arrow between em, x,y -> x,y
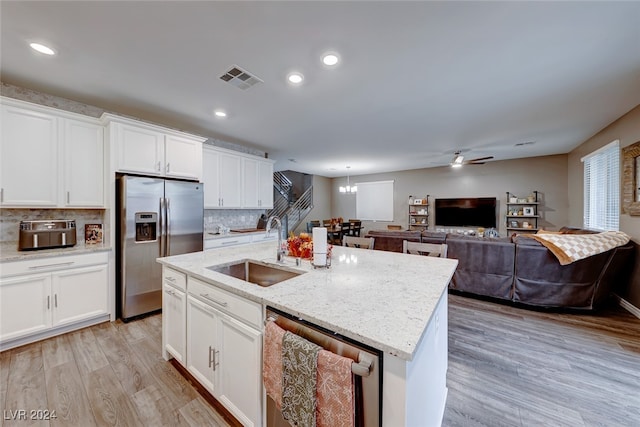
166,197 -> 171,256
159,197 -> 166,257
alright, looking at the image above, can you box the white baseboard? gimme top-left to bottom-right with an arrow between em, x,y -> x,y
616,296 -> 640,320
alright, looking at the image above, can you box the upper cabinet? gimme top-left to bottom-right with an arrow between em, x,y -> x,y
103,114 -> 205,181
203,146 -> 274,209
242,157 -> 274,209
0,97 -> 104,208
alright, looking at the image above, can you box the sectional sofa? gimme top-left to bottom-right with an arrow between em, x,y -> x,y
365,228 -> 635,310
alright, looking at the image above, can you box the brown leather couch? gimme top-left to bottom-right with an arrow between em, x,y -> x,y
365,228 -> 635,310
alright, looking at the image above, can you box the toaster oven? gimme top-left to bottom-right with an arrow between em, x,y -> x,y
19,220 -> 77,251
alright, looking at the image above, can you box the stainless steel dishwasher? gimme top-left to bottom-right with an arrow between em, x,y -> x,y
265,307 -> 381,427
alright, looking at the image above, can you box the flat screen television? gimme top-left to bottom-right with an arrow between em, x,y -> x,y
435,197 -> 497,228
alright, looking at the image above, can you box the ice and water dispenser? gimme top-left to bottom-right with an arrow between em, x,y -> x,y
135,212 -> 157,242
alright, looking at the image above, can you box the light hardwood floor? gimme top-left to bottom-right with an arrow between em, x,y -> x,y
1,295 -> 639,426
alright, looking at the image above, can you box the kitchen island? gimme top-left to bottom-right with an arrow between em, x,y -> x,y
157,240 -> 457,427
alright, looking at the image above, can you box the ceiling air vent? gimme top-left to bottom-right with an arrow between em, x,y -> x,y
219,65 -> 263,90
515,141 -> 536,147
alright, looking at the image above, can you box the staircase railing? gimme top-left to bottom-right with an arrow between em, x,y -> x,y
283,185 -> 314,233
273,171 -> 293,200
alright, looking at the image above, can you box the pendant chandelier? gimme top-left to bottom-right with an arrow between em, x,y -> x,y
339,166 -> 357,193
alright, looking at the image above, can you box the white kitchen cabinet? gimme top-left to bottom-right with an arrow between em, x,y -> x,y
0,251 -> 110,351
0,273 -> 52,342
64,119 -> 104,207
186,295 -> 217,394
0,97 -> 106,208
51,264 -> 109,327
203,145 -> 273,209
242,158 -> 274,209
177,276 -> 263,426
217,312 -> 262,427
0,102 -> 59,206
162,266 -> 187,364
218,152 -> 242,208
165,134 -> 203,180
113,121 -> 164,176
163,282 -> 186,364
105,114 -> 205,181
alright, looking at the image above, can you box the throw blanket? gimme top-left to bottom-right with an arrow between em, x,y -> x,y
525,231 -> 630,265
282,331 -> 322,427
316,349 -> 355,427
263,320 -> 286,409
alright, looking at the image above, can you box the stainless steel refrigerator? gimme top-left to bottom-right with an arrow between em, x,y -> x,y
116,174 -> 203,321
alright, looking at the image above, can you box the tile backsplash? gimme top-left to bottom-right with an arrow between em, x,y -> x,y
0,208 -> 106,244
204,209 -> 266,234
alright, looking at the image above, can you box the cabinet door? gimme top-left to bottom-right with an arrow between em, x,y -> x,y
258,160 -> 274,209
203,148 -> 221,208
0,104 -> 58,206
165,135 -> 202,180
242,157 -> 260,208
218,153 -> 242,208
0,273 -> 52,342
115,123 -> 164,175
186,296 -> 217,394
51,264 -> 109,327
64,119 -> 104,207
162,283 -> 186,364
217,313 -> 263,427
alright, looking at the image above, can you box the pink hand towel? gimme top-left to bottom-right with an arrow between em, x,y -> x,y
316,349 -> 355,427
263,320 -> 285,409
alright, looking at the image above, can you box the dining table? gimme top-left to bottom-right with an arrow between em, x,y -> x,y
325,222 -> 363,244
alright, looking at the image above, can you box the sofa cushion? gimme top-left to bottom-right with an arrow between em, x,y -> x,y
446,237 -> 515,300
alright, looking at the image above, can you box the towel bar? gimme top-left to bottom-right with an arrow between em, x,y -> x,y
266,314 -> 372,377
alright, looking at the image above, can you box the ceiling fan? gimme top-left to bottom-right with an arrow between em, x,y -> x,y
450,150 -> 494,168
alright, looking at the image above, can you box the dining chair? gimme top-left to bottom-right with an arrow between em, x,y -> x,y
349,220 -> 362,237
343,236 -> 375,250
387,224 -> 403,230
402,241 -> 448,258
322,219 -> 332,228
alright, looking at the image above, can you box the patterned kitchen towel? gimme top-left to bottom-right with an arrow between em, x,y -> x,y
525,231 -> 630,265
316,349 -> 355,427
282,331 -> 322,427
263,320 -> 286,409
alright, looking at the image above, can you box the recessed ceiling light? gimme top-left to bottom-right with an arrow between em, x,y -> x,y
322,52 -> 340,67
214,110 -> 227,118
29,42 -> 55,55
287,72 -> 304,85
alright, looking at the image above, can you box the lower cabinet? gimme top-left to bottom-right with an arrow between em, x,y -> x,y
163,282 -> 186,364
0,252 -> 110,350
180,278 -> 263,427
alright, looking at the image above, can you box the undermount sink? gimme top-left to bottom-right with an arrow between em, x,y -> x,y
206,259 -> 304,287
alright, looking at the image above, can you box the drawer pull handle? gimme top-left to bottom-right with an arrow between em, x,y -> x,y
213,349 -> 219,371
221,240 -> 239,245
29,261 -> 75,270
164,289 -> 176,296
208,345 -> 213,368
166,277 -> 176,282
200,293 -> 228,307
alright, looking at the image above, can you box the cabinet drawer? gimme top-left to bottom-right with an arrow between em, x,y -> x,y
1,251 -> 109,278
188,277 -> 261,329
163,267 -> 186,292
205,234 -> 253,250
252,233 -> 277,243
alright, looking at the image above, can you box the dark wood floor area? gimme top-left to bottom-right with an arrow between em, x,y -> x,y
1,295 -> 639,426
443,294 -> 640,427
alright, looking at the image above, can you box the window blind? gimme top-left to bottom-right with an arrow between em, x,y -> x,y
582,140 -> 620,231
356,180 -> 394,221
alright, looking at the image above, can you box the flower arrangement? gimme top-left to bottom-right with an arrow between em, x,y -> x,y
286,232 -> 332,259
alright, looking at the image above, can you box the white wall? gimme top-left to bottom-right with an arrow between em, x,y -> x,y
329,154 -> 569,236
567,104 -> 640,309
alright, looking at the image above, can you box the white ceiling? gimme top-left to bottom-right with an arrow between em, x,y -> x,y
1,1 -> 639,177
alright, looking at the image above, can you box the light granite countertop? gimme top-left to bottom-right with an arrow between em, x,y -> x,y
0,241 -> 111,262
157,241 -> 457,361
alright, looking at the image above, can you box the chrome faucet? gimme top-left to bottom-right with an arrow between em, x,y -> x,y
265,216 -> 285,262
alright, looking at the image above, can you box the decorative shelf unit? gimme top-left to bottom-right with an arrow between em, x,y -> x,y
409,195 -> 429,230
506,191 -> 540,233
